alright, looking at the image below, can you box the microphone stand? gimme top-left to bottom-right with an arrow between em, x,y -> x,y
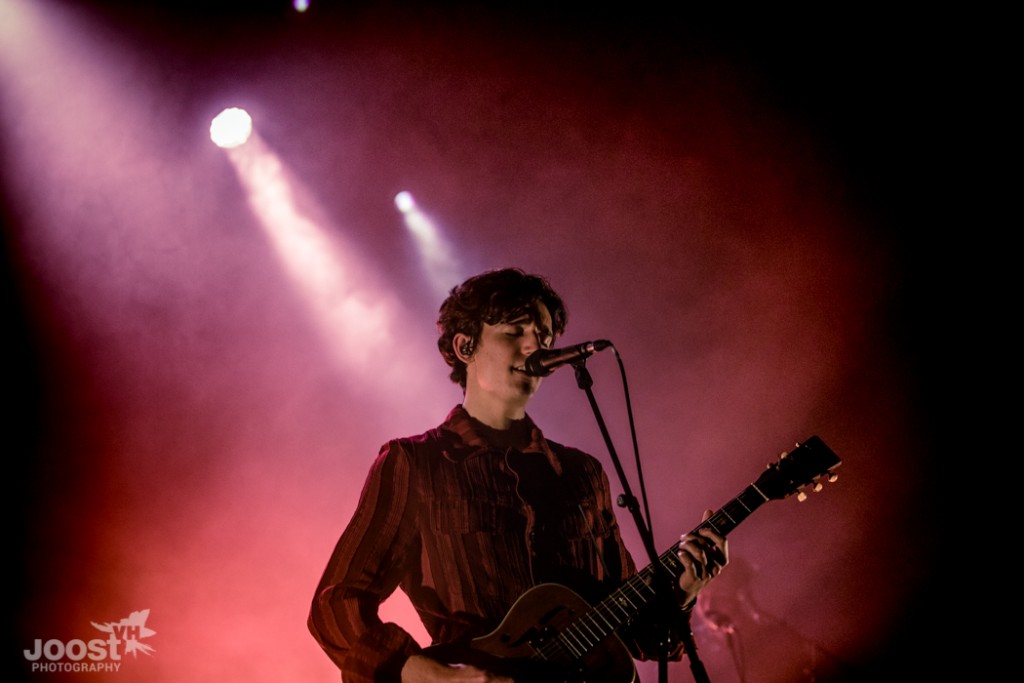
572,361 -> 711,683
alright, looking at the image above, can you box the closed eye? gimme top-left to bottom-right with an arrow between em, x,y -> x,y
503,317 -> 552,347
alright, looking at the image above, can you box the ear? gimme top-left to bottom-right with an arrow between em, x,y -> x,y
453,333 -> 474,362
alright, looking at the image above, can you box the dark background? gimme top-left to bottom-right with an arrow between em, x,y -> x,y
6,1 -> 982,681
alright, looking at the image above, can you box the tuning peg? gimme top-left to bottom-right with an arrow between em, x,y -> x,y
796,491 -> 808,502
828,473 -> 839,483
813,482 -> 823,492
779,450 -> 789,458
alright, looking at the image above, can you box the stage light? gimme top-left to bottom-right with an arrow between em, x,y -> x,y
210,107 -> 253,149
394,192 -> 461,297
293,0 -> 310,11
222,133 -> 436,400
394,191 -> 416,214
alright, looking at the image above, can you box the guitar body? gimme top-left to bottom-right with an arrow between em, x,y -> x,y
427,583 -> 636,683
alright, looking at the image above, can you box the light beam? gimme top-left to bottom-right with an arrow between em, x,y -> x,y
394,190 -> 462,297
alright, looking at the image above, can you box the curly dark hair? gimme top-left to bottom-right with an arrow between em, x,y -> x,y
437,268 -> 568,388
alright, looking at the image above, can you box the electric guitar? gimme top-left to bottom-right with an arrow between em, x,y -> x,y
425,435 -> 842,683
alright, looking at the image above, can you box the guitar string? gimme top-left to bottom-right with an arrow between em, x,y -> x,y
530,475 -> 781,663
506,448 -> 830,667
539,507 -> 732,663
535,499 -> 762,665
532,450 -> 832,667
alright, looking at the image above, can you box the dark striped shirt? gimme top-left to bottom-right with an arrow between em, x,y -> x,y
308,405 -> 676,682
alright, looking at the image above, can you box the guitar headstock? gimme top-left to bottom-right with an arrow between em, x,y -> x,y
755,436 -> 841,501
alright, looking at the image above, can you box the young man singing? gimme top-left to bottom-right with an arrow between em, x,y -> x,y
309,268 -> 727,682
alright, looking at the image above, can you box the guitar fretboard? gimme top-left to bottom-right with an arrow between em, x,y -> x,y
533,483 -> 769,664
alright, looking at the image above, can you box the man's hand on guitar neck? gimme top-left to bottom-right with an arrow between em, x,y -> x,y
401,654 -> 514,683
676,509 -> 729,606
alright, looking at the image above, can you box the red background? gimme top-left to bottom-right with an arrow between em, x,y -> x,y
6,2 -> 968,681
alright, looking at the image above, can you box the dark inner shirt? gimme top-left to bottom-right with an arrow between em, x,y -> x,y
467,415 -> 567,584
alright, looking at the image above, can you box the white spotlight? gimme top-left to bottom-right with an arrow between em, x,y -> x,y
210,107 -> 253,149
394,193 -> 460,297
394,191 -> 416,214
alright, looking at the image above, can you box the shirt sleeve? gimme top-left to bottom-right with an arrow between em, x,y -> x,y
308,442 -> 423,682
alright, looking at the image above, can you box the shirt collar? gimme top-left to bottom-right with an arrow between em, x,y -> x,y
438,405 -> 563,475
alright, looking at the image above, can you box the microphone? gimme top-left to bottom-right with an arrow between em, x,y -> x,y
523,340 -> 612,377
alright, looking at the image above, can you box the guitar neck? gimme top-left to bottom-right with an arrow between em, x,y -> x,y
567,483 -> 768,641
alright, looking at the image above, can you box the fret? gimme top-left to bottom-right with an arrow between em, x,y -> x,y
558,630 -> 583,658
578,615 -> 602,642
568,623 -> 592,649
592,603 -> 616,631
606,593 -> 631,622
621,579 -> 646,606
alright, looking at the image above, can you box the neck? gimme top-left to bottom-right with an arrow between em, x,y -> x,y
465,413 -> 533,451
461,394 -> 527,430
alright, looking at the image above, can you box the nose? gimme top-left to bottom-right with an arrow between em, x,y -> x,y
520,334 -> 539,356
521,325 -> 546,354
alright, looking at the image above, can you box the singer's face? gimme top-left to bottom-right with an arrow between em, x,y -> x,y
467,302 -> 555,407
